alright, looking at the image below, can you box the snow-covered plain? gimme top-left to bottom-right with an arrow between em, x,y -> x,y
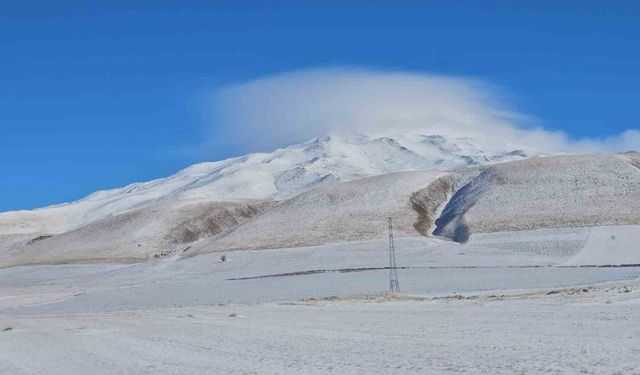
2,227 -> 640,374
3,284 -> 640,375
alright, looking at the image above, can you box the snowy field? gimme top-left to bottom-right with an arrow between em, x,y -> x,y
2,226 -> 640,374
3,284 -> 640,375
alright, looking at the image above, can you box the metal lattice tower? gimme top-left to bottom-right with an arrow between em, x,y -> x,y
388,217 -> 400,293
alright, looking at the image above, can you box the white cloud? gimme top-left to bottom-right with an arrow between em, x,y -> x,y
574,130 -> 640,153
210,67 -> 639,154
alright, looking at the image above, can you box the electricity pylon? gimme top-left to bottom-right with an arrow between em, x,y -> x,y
388,217 -> 400,293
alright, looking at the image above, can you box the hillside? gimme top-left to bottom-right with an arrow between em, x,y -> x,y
185,152 -> 640,258
430,153 -> 640,242
0,200 -> 270,267
0,133 -> 533,237
189,171 -> 443,254
2,130 -> 640,268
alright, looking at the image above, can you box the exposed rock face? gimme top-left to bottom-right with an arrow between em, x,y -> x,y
410,174 -> 460,236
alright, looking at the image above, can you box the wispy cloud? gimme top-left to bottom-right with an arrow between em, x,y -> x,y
210,67 -> 639,154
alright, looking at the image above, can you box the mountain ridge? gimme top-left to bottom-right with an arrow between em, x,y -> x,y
0,132 -> 536,236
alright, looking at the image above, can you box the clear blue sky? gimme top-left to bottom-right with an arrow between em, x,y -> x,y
1,1 -> 639,211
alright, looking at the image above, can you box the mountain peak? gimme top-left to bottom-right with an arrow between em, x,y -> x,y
0,133 -> 540,236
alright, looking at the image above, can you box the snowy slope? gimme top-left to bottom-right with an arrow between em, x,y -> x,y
0,171 -> 442,267
4,148 -> 640,267
0,133 -> 535,236
431,153 -> 640,242
185,153 -> 640,257
189,171 -> 444,254
0,200 -> 271,268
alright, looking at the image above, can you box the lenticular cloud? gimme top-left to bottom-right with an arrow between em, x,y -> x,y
212,67 -> 639,154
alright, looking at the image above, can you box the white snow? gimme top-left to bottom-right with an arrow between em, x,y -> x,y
433,153 -> 640,242
0,133 -> 534,237
2,227 -> 639,315
2,137 -> 640,374
3,152 -> 640,268
565,225 -> 640,266
190,171 -> 444,253
1,231 -> 640,374
0,200 -> 271,268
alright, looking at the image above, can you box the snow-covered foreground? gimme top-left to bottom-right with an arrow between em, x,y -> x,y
2,227 -> 640,374
2,279 -> 640,374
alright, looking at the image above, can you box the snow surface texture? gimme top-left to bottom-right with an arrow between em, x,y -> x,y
564,225 -> 640,266
432,153 -> 640,242
2,230 -> 640,374
0,133 -> 533,236
1,226 -> 636,316
3,285 -> 640,375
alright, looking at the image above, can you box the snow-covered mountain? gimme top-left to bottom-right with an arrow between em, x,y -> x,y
0,133 -> 536,236
2,132 -> 640,268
